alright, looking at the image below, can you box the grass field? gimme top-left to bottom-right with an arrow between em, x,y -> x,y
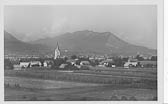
4,68 -> 157,101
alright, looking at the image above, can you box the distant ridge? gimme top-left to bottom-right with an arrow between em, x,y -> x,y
32,30 -> 157,56
4,31 -> 50,55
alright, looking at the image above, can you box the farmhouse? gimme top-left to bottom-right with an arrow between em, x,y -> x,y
124,59 -> 138,68
43,60 -> 53,67
99,59 -> 115,67
20,62 -> 30,68
30,61 -> 42,67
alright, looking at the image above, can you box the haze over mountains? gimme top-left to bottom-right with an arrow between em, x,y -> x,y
4,30 -> 156,56
4,31 -> 51,55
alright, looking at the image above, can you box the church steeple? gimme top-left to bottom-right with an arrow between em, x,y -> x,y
54,42 -> 61,59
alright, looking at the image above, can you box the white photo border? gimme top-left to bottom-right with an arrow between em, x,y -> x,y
0,0 -> 164,104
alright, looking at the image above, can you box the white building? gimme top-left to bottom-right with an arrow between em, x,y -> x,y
59,64 -> 68,69
20,62 -> 30,68
43,61 -> 48,67
124,59 -> 138,68
43,60 -> 53,68
80,61 -> 90,66
30,61 -> 42,67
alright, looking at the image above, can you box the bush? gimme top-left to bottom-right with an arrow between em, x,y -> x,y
111,95 -> 119,101
4,59 -> 13,69
71,55 -> 77,59
129,96 -> 137,101
80,65 -> 90,70
53,58 -> 66,67
4,83 -> 10,88
30,96 -> 37,101
64,64 -> 79,70
45,98 -> 52,101
14,83 -> 21,88
22,95 -> 27,99
152,96 -> 157,101
121,96 -> 128,101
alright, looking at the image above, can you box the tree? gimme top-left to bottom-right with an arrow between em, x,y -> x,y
136,55 -> 144,61
113,57 -> 124,67
121,96 -> 128,101
151,56 -> 157,61
71,55 -> 77,59
129,96 -> 137,101
53,58 -> 65,67
137,62 -> 141,67
152,96 -> 157,100
4,59 -> 13,69
111,95 -> 119,101
122,57 -> 128,62
90,60 -> 99,66
30,96 -> 37,101
64,64 -> 79,70
39,58 -> 45,66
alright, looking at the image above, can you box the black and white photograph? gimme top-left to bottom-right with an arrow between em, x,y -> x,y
1,0 -> 164,103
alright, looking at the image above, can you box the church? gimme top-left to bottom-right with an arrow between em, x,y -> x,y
54,42 -> 61,59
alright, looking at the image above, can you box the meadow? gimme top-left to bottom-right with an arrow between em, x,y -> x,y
4,67 -> 157,101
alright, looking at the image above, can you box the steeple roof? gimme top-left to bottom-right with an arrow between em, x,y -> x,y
56,42 -> 60,50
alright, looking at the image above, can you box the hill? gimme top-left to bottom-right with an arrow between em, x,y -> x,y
4,31 -> 50,55
32,30 -> 156,56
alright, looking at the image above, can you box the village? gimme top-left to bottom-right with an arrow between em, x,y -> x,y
4,42 -> 157,71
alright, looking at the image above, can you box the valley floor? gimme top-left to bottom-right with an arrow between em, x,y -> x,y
4,69 -> 157,101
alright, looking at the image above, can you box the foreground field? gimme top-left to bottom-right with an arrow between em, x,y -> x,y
4,68 -> 157,101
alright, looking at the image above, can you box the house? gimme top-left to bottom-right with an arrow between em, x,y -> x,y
59,64 -> 68,69
43,60 -> 53,67
20,62 -> 30,68
66,59 -> 77,65
124,59 -> 138,68
111,65 -> 116,68
30,61 -> 42,67
43,61 -> 48,67
80,61 -> 90,66
99,59 -> 115,67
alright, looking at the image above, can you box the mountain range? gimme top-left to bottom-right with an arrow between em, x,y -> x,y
4,30 -> 156,56
4,31 -> 51,55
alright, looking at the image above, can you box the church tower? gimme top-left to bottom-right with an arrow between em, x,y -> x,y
54,42 -> 61,59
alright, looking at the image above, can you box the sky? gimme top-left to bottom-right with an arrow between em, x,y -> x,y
4,5 -> 157,49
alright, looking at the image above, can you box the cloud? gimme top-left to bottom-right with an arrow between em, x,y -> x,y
50,17 -> 69,34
